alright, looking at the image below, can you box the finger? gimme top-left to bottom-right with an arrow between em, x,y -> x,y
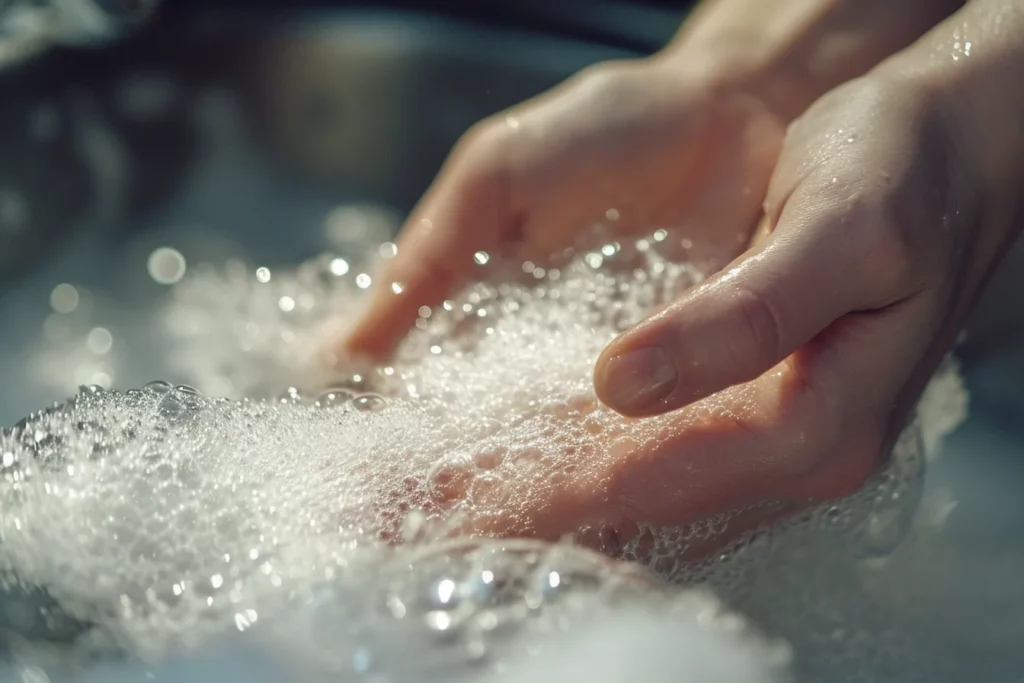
593,177 -> 907,417
606,291 -> 940,533
342,131 -> 516,360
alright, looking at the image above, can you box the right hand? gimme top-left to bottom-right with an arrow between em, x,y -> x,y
342,57 -> 789,360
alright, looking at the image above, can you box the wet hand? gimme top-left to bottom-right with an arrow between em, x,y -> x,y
342,57 -> 787,360
591,0 -> 1024,534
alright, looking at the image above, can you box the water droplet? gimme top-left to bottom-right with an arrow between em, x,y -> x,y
355,274 -> 372,289
317,390 -> 354,409
352,394 -> 387,412
473,251 -> 490,265
255,267 -> 271,284
278,387 -> 304,405
144,380 -> 173,394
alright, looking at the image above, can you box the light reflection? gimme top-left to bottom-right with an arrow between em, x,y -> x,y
50,283 -> 79,313
426,610 -> 452,631
437,578 -> 456,604
86,327 -> 113,355
329,258 -> 350,276
147,247 -> 187,285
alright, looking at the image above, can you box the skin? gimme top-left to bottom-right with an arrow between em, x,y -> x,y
342,0 -> 1024,542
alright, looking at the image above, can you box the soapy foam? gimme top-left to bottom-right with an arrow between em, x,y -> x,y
1,236 -> 966,682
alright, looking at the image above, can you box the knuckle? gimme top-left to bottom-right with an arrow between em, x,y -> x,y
813,176 -> 925,299
855,195 -> 920,293
458,118 -> 511,169
575,59 -> 632,90
446,118 -> 517,209
727,285 -> 784,379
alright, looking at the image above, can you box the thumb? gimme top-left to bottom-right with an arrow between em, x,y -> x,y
594,186 -> 894,417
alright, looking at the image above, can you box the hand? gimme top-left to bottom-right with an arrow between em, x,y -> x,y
342,57 -> 788,360
586,8 -> 1023,536
344,0 -> 1021,554
419,0 -> 1024,549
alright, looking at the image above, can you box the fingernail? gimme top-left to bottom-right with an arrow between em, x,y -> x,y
599,346 -> 677,413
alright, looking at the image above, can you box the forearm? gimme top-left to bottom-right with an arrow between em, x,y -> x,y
656,0 -> 965,119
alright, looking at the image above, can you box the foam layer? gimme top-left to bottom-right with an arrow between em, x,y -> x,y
1,236 -> 966,682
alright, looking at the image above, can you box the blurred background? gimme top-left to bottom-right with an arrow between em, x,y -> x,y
0,0 -> 695,420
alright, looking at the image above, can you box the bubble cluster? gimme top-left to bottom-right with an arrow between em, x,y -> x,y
0,234 -> 968,681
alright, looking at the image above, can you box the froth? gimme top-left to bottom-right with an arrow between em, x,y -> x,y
0,236 -> 966,681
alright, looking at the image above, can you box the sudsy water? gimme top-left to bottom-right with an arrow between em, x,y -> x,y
0,234 -> 970,682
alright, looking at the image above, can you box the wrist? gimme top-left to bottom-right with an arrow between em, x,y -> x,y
856,0 -> 1024,293
656,0 -> 964,122
882,0 -> 1024,231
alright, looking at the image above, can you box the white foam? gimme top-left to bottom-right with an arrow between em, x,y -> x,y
0,236 -> 968,682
